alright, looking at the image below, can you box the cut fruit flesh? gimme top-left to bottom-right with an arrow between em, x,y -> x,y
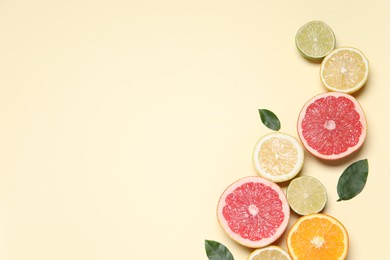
297,92 -> 366,160
286,176 -> 327,215
296,21 -> 336,60
248,245 -> 292,260
287,213 -> 349,260
253,132 -> 304,182
217,176 -> 290,248
321,47 -> 369,94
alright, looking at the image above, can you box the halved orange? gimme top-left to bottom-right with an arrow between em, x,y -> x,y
287,213 -> 348,260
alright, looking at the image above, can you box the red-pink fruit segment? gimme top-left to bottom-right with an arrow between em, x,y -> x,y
297,92 -> 366,160
217,176 -> 290,248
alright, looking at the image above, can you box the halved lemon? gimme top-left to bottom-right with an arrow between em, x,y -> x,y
296,21 -> 336,60
248,245 -> 291,260
253,132 -> 304,182
320,47 -> 369,93
286,176 -> 327,215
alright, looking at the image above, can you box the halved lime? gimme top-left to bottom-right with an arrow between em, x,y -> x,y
295,21 -> 336,60
286,176 -> 327,215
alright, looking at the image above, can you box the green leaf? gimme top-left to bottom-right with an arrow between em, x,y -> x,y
258,109 -> 281,131
337,159 -> 369,201
204,240 -> 234,260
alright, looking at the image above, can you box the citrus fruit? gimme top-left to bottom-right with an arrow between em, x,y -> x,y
286,176 -> 327,215
248,245 -> 292,260
320,47 -> 369,93
287,213 -> 349,260
295,21 -> 336,60
253,132 -> 304,182
217,176 -> 290,248
297,92 -> 367,160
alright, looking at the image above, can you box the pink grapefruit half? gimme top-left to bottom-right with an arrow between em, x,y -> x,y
217,176 -> 290,248
297,92 -> 367,160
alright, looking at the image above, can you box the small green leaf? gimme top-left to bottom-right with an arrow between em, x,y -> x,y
205,240 -> 234,260
258,109 -> 281,131
337,159 -> 369,201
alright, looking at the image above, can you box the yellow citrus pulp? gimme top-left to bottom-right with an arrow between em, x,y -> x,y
320,47 -> 369,93
248,245 -> 291,260
253,132 -> 304,182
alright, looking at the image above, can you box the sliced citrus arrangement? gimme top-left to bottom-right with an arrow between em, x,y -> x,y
296,21 -> 336,60
217,176 -> 290,248
286,176 -> 327,215
320,47 -> 369,93
253,132 -> 304,182
287,213 -> 349,260
297,92 -> 366,160
248,245 -> 292,260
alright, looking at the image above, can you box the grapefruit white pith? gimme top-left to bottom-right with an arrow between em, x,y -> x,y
217,176 -> 290,248
297,92 -> 366,160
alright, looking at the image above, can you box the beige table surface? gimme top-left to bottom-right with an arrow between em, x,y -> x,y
1,0 -> 389,259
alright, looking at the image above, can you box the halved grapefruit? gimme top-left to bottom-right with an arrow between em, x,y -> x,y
297,92 -> 366,160
217,176 -> 290,248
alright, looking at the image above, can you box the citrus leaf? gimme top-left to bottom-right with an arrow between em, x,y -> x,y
205,240 -> 234,260
258,109 -> 281,131
337,159 -> 368,201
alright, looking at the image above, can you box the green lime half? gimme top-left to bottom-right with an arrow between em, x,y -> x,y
286,176 -> 327,215
295,21 -> 336,60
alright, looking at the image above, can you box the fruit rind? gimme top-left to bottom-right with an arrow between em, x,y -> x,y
217,176 -> 290,248
253,132 -> 304,182
297,92 -> 367,160
320,47 -> 369,94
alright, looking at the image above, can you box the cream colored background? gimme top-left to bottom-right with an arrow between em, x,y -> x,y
0,0 -> 389,259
